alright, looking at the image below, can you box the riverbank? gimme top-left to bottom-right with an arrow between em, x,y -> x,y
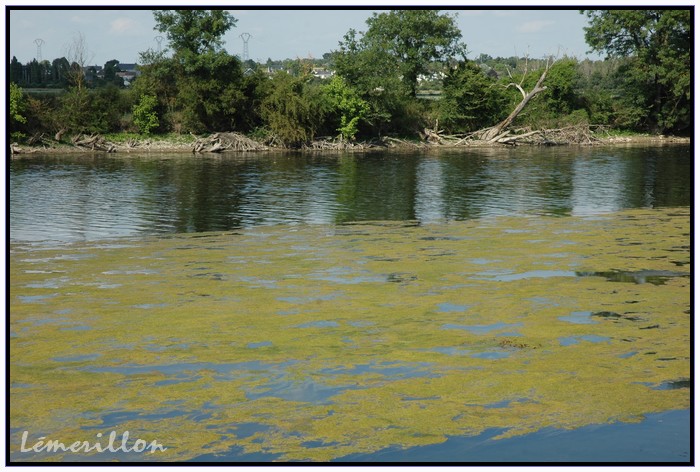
9,132 -> 691,157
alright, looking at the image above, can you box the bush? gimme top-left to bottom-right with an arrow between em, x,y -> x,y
10,83 -> 27,141
261,72 -> 327,147
322,76 -> 369,141
132,95 -> 160,135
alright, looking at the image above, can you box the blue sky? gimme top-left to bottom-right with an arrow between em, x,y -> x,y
8,7 -> 603,66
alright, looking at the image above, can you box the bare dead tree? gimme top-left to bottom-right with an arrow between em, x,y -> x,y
480,55 -> 556,142
64,32 -> 93,92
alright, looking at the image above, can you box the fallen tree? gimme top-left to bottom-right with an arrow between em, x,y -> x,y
491,125 -> 600,145
422,124 -> 600,147
480,55 -> 554,142
71,134 -> 117,152
303,137 -> 383,151
10,143 -> 37,155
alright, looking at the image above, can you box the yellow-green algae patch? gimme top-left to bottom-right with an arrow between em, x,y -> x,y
10,208 -> 690,461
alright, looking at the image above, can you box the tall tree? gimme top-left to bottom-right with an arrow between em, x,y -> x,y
362,10 -> 467,97
581,9 -> 690,133
9,56 -> 23,85
60,32 -> 93,134
143,10 -> 244,132
102,59 -> 124,87
439,61 -> 507,133
10,82 -> 27,141
153,10 -> 236,56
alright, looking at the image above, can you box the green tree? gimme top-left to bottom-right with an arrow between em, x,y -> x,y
133,94 -> 160,134
333,11 -> 466,137
439,61 -> 507,133
234,68 -> 272,134
581,9 -> 690,133
322,76 -> 369,141
51,57 -> 71,87
144,10 -> 245,132
261,72 -> 327,147
10,82 -> 27,141
362,10 -> 467,97
132,49 -> 177,130
102,59 -> 124,87
153,10 -> 236,56
9,56 -> 23,84
333,29 -> 414,136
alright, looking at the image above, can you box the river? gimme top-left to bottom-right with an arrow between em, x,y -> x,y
9,144 -> 691,463
9,145 -> 691,244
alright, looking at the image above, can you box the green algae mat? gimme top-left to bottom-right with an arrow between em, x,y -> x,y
9,208 -> 690,462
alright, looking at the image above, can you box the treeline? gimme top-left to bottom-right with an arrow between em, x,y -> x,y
9,9 -> 690,146
9,57 -> 126,89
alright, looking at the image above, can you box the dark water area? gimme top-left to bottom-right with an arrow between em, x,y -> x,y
332,409 -> 691,463
9,145 -> 691,244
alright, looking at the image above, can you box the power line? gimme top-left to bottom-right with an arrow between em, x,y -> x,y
155,36 -> 164,53
240,33 -> 251,61
34,38 -> 45,62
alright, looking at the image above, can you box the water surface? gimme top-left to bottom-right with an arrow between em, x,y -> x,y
9,146 -> 691,463
10,145 -> 690,244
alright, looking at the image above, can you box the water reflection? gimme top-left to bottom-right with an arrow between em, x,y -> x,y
9,146 -> 690,243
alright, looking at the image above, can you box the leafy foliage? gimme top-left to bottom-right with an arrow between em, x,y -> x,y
10,82 -> 27,141
581,9 -> 690,133
153,10 -> 236,56
261,72 -> 327,147
363,10 -> 466,97
140,10 -> 246,133
133,94 -> 160,135
322,76 -> 369,141
439,61 -> 506,133
11,10 -> 690,140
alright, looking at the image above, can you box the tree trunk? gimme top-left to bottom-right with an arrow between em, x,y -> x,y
480,60 -> 551,142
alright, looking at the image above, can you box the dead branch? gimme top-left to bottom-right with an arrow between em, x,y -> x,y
481,55 -> 554,142
71,134 -> 117,152
192,132 -> 268,153
10,143 -> 36,155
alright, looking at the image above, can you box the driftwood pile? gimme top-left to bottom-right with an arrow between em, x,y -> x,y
303,137 -> 381,151
71,134 -> 117,152
482,124 -> 600,146
416,123 -> 600,147
10,143 -> 36,155
192,132 -> 268,153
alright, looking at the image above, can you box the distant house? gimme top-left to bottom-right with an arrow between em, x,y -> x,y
115,62 -> 140,86
265,65 -> 287,77
417,71 -> 446,83
312,67 -> 334,79
83,65 -> 103,84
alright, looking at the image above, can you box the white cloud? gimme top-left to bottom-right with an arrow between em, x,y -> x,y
70,15 -> 90,24
517,20 -> 555,34
109,17 -> 139,34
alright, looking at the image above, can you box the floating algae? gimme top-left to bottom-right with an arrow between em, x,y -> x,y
9,208 -> 690,462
